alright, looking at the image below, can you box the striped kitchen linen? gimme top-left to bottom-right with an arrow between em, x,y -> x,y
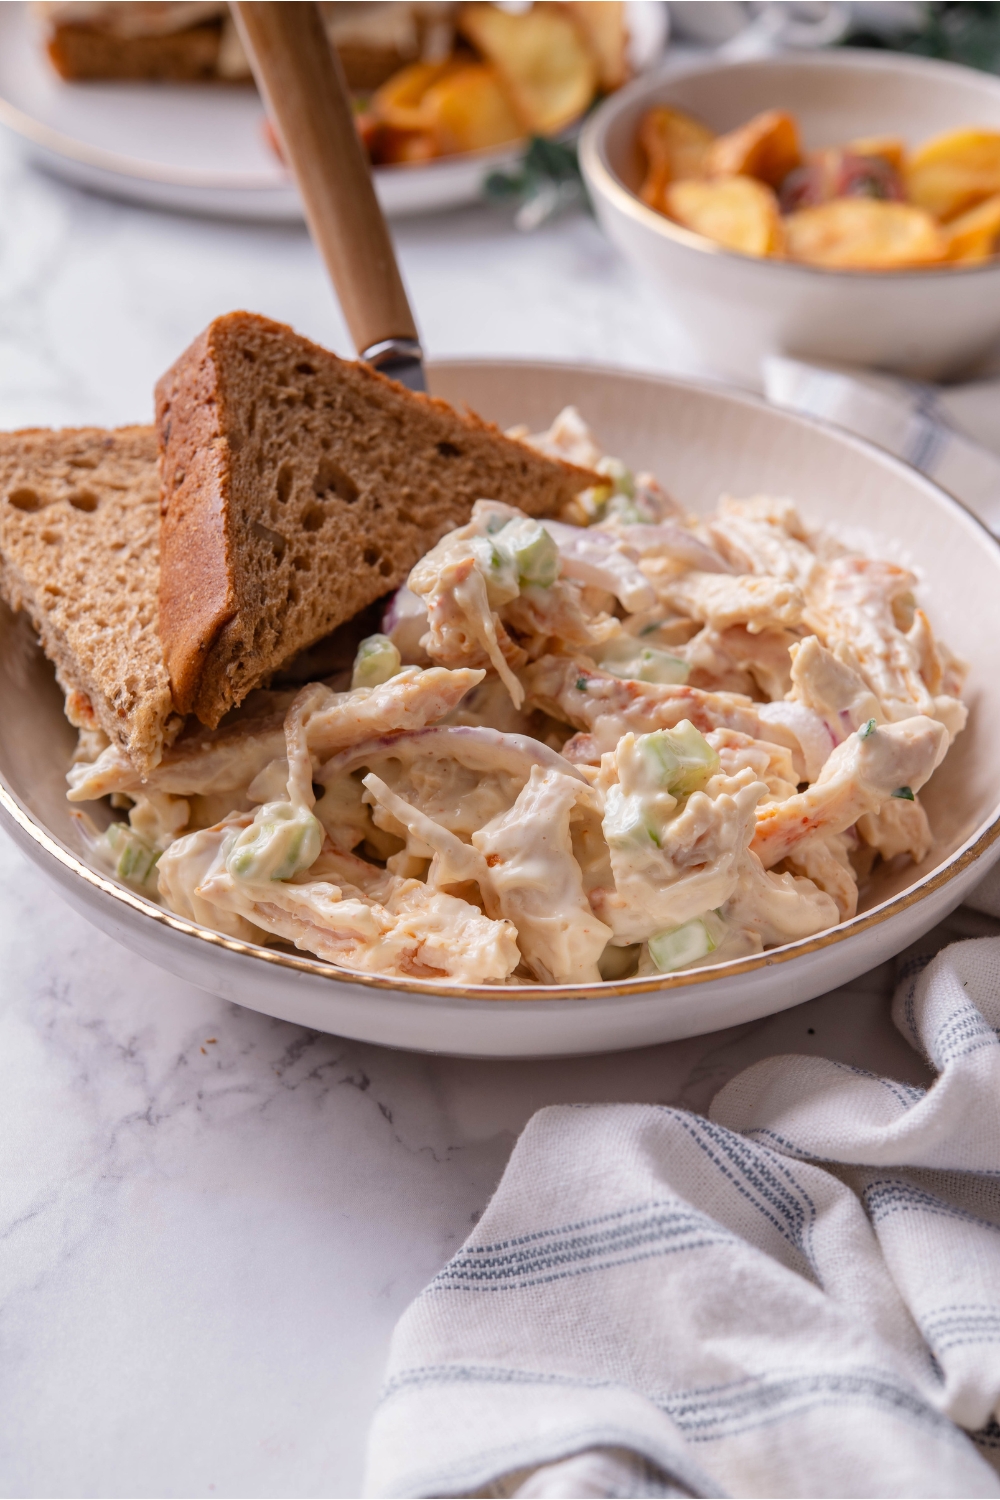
365,932 -> 1000,1498
363,361 -> 1000,1499
763,356 -> 1000,537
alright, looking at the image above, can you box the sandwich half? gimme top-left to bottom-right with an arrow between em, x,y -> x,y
0,425 -> 181,774
0,315 -> 599,777
156,310 -> 599,727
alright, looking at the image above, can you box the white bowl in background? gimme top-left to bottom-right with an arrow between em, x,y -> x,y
2,360 -> 999,1058
580,50 -> 1000,384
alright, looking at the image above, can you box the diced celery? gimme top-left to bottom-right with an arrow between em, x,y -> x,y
578,483 -> 614,521
509,523 -> 559,588
602,785 -> 660,851
596,455 -> 636,499
600,638 -> 690,686
227,802 -> 323,882
638,650 -> 688,685
351,633 -> 402,690
603,496 -> 644,525
641,721 -> 719,797
470,535 -> 519,606
648,915 -> 721,973
105,822 -> 159,889
604,488 -> 661,525
859,718 -> 877,739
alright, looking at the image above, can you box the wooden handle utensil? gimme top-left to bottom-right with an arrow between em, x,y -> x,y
232,1 -> 425,389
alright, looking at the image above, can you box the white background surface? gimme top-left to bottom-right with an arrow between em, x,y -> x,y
0,130 -> 987,1498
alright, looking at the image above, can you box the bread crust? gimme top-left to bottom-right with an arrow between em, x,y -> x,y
46,22 -> 225,80
0,425 -> 180,774
155,326 -> 238,719
156,311 -> 601,728
42,15 -> 427,87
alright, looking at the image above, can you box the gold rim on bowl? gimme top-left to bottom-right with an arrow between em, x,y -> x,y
2,361 -> 998,1005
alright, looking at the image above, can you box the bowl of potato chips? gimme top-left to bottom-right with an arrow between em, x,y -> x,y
580,48 -> 1000,382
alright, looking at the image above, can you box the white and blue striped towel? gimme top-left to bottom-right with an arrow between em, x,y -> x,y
763,356 -> 1000,538
366,930 -> 1000,1497
364,367 -> 1000,1499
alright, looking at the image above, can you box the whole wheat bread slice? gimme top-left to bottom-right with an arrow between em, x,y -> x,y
44,21 -> 225,80
156,311 -> 600,727
0,426 -> 181,774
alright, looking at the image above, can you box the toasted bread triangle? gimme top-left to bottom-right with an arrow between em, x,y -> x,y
0,425 -> 180,775
156,312 -> 599,727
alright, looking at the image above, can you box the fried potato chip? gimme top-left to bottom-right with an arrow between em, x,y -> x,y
372,126 -> 438,166
458,2 -> 597,135
564,1 -> 629,91
848,134 -> 906,172
421,63 -> 523,155
784,198 -> 945,269
905,128 -> 1000,221
372,60 -> 459,131
665,175 -> 784,257
638,105 -> 715,209
706,108 -> 801,187
941,193 -> 1000,263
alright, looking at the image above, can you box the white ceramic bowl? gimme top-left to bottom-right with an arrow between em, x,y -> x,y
2,359 -> 999,1057
580,50 -> 1000,384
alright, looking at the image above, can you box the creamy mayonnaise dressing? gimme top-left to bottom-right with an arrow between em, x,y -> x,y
70,407 -> 967,986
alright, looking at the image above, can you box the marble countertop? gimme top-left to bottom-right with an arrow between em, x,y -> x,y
0,133 -> 977,1498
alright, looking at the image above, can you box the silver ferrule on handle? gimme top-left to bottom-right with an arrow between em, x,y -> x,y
362,338 -> 427,393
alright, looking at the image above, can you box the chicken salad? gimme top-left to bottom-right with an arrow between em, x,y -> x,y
69,408 -> 965,987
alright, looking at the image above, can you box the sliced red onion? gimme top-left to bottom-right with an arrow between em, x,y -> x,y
757,702 -> 837,783
316,724 -> 589,786
542,519 -> 655,613
608,522 -> 732,575
381,586 -> 430,664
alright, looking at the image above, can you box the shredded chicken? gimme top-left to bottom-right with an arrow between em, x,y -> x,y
789,635 -> 884,743
156,813 -> 269,943
523,654 -> 817,773
471,766 -> 613,983
806,558 -> 939,723
594,748 -> 766,946
67,406 -> 966,987
709,495 -> 822,589
200,849 -> 521,984
685,625 -> 799,701
68,667 -> 483,802
856,796 -> 934,865
781,833 -> 859,921
751,715 -> 946,868
724,854 -> 840,947
650,571 -> 804,635
707,729 -> 799,804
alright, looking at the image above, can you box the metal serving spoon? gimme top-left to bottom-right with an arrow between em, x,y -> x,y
231,1 -> 426,392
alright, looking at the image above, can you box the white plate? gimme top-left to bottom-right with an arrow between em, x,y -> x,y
0,0 -> 523,219
2,359 -> 999,1058
0,1 -> 667,220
